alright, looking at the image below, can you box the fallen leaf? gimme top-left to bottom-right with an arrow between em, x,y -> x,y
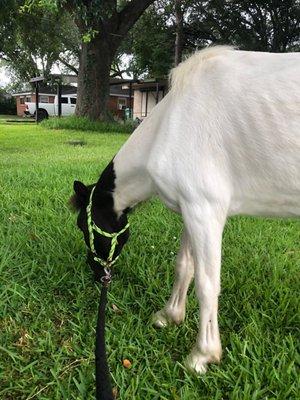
122,359 -> 132,369
112,304 -> 122,314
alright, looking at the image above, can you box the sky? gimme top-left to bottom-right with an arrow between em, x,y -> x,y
0,63 -> 64,90
0,67 -> 11,88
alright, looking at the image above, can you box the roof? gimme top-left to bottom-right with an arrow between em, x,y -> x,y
12,83 -> 131,97
132,79 -> 168,92
12,78 -> 168,97
12,84 -> 77,96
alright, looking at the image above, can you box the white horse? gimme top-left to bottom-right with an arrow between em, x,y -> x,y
72,46 -> 300,374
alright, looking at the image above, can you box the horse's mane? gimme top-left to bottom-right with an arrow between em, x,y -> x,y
169,45 -> 235,93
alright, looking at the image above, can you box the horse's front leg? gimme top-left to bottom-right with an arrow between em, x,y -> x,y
182,201 -> 225,374
153,229 -> 194,327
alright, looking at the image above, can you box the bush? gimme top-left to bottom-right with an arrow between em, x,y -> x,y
0,95 -> 16,115
41,115 -> 135,133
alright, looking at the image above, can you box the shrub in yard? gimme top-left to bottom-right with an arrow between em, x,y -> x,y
41,115 -> 135,133
0,91 -> 16,115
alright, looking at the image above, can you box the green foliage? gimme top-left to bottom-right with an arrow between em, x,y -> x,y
0,90 -> 16,115
41,115 -> 135,133
82,29 -> 99,44
21,0 -> 59,13
0,122 -> 299,398
126,0 -> 300,79
128,4 -> 175,78
187,0 -> 300,52
0,1 -> 79,83
23,0 -> 144,33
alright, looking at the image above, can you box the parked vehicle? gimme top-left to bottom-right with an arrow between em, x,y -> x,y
25,95 -> 77,120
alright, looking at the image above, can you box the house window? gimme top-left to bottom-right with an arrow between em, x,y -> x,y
25,96 -> 31,102
20,97 -> 25,104
70,98 -> 76,104
118,97 -> 127,110
39,95 -> 49,103
61,97 -> 68,104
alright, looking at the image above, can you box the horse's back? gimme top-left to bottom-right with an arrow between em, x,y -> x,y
148,47 -> 300,217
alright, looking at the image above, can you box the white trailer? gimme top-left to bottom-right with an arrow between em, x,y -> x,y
25,94 -> 77,119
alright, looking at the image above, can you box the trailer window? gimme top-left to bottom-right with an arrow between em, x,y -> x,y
39,95 -> 49,103
70,98 -> 77,104
61,97 -> 68,104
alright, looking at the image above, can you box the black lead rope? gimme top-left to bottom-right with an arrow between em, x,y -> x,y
87,188 -> 129,399
95,279 -> 114,400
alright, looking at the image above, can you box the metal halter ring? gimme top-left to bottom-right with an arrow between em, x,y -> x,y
100,267 -> 112,286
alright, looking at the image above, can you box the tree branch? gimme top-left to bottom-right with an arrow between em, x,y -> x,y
58,56 -> 79,75
110,69 -> 128,78
114,0 -> 155,38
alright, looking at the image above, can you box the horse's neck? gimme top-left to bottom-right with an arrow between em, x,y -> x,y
113,120 -> 156,213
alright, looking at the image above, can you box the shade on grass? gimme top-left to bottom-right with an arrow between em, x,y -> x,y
0,121 -> 299,399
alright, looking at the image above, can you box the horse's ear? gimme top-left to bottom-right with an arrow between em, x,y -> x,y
74,180 -> 88,197
69,180 -> 89,211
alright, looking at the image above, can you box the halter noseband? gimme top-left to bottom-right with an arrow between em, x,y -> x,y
86,186 -> 129,272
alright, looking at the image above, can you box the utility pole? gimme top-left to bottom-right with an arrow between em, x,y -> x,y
29,76 -> 44,123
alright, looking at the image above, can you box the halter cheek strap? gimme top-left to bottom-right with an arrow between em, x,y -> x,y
86,187 -> 129,268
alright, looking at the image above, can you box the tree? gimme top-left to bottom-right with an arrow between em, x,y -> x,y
65,0 -> 156,120
127,0 -> 299,79
0,1 -> 79,83
174,0 -> 184,65
5,0 -> 155,120
127,3 -> 175,78
0,88 -> 16,114
186,0 -> 300,52
126,0 -> 193,78
30,0 -> 154,120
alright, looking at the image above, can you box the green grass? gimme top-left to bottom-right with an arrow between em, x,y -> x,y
41,115 -> 135,134
0,120 -> 299,399
0,114 -> 24,120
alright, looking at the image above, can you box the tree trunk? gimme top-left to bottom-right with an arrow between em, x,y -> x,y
72,0 -> 155,121
174,0 -> 184,66
76,36 -> 115,120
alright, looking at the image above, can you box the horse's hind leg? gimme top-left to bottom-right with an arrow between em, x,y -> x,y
181,201 -> 225,374
153,229 -> 194,327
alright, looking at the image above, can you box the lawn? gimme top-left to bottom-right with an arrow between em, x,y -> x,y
0,120 -> 299,400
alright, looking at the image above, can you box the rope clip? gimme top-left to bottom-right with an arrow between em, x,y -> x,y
100,267 -> 112,286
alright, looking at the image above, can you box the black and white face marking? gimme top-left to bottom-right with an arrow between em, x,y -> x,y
70,161 -> 130,280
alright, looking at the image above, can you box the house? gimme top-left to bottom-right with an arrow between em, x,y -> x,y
12,77 -> 168,120
132,79 -> 167,120
12,81 -> 133,118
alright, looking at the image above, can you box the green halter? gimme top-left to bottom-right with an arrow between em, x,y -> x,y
86,186 -> 129,268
